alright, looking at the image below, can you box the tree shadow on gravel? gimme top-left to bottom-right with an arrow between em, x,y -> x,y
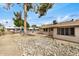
27,34 -> 35,36
21,33 -> 35,36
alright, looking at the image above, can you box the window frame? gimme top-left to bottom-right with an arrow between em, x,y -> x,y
57,27 -> 75,36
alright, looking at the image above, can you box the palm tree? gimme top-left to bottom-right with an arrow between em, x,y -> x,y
4,3 -> 54,34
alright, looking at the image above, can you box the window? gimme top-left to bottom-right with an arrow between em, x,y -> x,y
50,28 -> 53,31
70,28 -> 75,36
65,28 -> 69,35
49,28 -> 53,32
45,28 -> 48,32
43,28 -> 48,32
61,28 -> 64,35
43,29 -> 45,32
57,27 -> 75,36
57,28 -> 60,35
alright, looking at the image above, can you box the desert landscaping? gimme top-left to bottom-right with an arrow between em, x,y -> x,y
0,3 -> 79,56
0,32 -> 79,56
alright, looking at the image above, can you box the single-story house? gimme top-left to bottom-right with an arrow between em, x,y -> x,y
40,20 -> 79,43
5,27 -> 39,33
5,27 -> 21,32
28,27 -> 39,32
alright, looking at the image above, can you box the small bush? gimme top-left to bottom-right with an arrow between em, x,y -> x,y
0,29 -> 4,32
0,29 -> 5,36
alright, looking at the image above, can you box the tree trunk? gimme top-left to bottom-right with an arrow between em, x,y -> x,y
24,3 -> 27,34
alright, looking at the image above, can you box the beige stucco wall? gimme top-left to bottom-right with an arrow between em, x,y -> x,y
39,28 -> 53,36
53,27 -> 79,43
42,31 -> 53,35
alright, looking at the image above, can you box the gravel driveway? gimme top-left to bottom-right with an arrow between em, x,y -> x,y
0,33 -> 79,56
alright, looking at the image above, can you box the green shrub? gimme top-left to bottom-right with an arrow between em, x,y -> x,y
0,29 -> 4,32
0,29 -> 5,36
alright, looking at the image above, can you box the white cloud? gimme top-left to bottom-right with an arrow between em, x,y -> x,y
57,15 -> 71,22
62,15 -> 70,21
62,16 -> 69,20
27,17 -> 31,20
57,17 -> 61,22
43,21 -> 51,25
0,19 -> 14,28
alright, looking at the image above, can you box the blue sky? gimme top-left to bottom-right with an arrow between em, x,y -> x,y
0,3 -> 79,27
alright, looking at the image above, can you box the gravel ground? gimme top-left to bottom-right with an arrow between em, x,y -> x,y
13,33 -> 79,56
0,33 -> 79,56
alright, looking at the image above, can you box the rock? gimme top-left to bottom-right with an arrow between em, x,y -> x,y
15,34 -> 79,56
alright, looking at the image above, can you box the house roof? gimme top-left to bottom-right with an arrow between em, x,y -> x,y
6,27 -> 21,29
41,20 -> 79,28
29,27 -> 39,29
